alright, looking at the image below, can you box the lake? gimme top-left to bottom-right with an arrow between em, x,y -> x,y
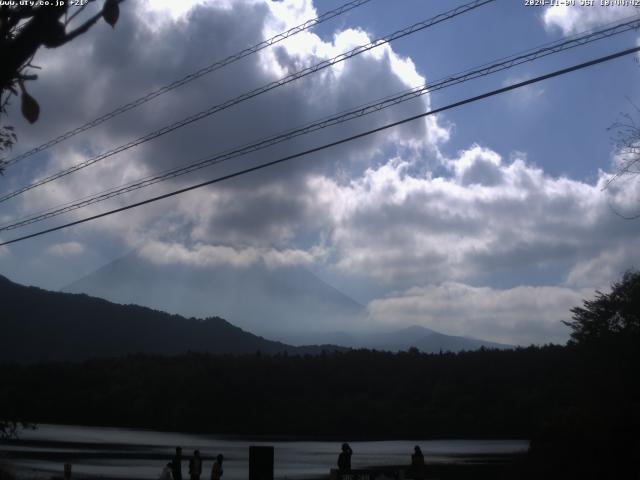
1,424 -> 528,480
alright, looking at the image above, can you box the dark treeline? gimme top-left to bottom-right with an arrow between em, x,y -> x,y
2,339 -> 639,478
0,345 -> 618,439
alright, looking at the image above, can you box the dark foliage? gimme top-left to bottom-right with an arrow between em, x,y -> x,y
0,92 -> 16,173
0,464 -> 15,480
0,0 -> 123,169
1,340 -> 638,477
0,0 -> 123,103
0,419 -> 33,440
564,270 -> 640,346
608,103 -> 640,215
527,271 -> 640,479
0,346 -> 575,439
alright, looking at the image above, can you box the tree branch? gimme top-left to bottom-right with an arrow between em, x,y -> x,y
65,0 -> 97,26
59,7 -> 104,44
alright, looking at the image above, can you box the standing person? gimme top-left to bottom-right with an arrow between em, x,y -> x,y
411,446 -> 425,480
211,454 -> 224,480
337,443 -> 352,472
172,447 -> 183,480
189,450 -> 202,480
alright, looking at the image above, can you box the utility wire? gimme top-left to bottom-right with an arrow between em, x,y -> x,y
2,0 -> 373,168
2,16 -> 639,232
2,45 -> 638,247
0,0 -> 495,204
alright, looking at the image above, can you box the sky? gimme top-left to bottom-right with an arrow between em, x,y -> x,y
1,0 -> 640,345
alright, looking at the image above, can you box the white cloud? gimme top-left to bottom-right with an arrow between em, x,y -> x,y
308,145 -> 640,287
47,241 -> 86,257
367,282 -> 591,346
450,145 -> 504,186
543,4 -> 636,34
265,0 -> 317,34
566,243 -> 640,288
138,240 -> 321,269
143,0 -> 212,20
501,75 -> 545,109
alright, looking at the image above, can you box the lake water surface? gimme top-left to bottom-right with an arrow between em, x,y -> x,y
2,424 -> 527,480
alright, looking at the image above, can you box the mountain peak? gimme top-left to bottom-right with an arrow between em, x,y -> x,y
63,251 -> 365,338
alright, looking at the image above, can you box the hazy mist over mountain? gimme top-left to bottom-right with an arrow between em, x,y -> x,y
62,252 -> 512,352
281,325 -> 512,352
63,251 -> 367,340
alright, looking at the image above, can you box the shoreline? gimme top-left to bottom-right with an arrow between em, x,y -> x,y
6,422 -> 530,444
1,426 -> 528,480
2,448 -> 526,480
2,455 -> 526,480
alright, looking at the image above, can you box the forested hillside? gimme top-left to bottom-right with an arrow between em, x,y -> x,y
0,275 -> 340,362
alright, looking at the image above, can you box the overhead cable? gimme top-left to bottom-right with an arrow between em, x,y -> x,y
0,0 -> 495,203
2,0 -> 374,168
2,45 -> 638,247
2,16 -> 639,232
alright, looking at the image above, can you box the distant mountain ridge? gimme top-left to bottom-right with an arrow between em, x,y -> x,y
63,252 -> 365,338
282,325 -> 514,352
360,325 -> 514,352
1,271 -> 512,363
60,252 -> 514,354
0,274 -> 342,363
63,252 -> 513,353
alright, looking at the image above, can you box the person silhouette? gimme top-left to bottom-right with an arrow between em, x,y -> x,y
337,443 -> 353,472
171,447 -> 183,480
189,450 -> 202,480
211,454 -> 224,480
411,445 -> 425,480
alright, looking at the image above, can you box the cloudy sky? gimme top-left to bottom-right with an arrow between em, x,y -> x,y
1,0 -> 640,345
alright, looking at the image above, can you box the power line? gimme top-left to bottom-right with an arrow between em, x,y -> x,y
2,45 -> 638,247
0,0 -> 495,204
2,16 -> 638,232
2,0 -> 374,168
